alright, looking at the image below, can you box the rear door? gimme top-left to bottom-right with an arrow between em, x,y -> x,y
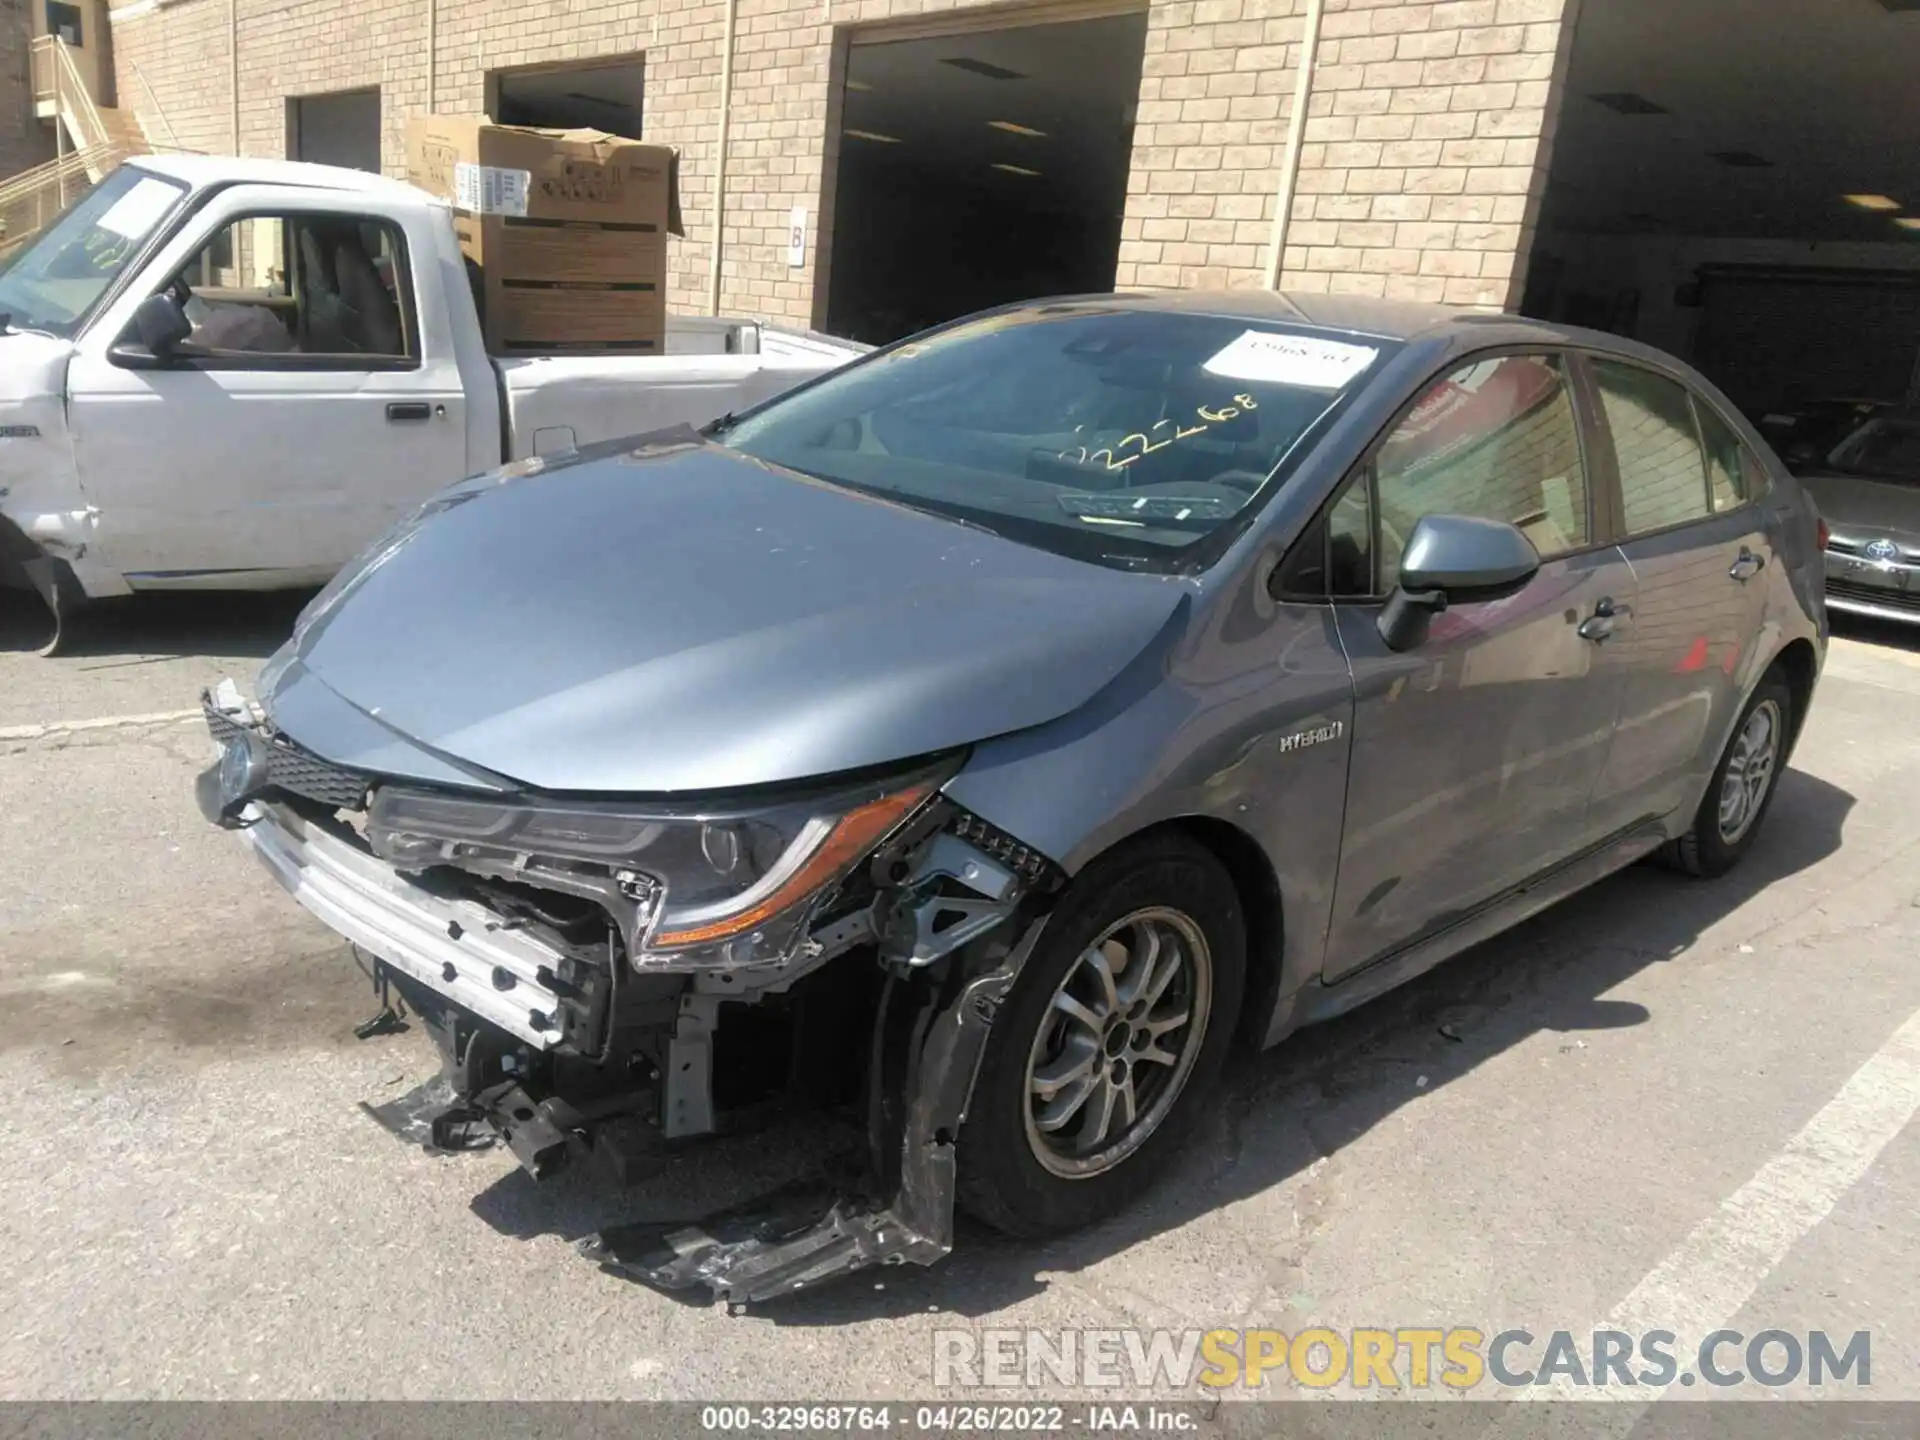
1579,355 -> 1774,836
1319,351 -> 1640,982
66,187 -> 469,585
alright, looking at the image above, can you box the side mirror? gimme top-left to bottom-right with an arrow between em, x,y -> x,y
121,291 -> 193,364
1376,513 -> 1541,652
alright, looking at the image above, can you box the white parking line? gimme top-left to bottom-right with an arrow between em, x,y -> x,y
1495,1004 -> 1920,1427
1607,1004 -> 1920,1343
0,708 -> 202,743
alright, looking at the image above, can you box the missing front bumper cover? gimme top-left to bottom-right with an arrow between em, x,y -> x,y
581,913 -> 1049,1307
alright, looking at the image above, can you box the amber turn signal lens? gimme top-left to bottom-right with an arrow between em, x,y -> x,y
649,783 -> 934,948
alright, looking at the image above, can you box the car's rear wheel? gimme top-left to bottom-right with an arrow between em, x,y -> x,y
1667,668 -> 1794,878
956,834 -> 1245,1238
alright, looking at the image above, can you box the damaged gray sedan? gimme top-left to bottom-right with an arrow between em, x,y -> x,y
198,293 -> 1826,1305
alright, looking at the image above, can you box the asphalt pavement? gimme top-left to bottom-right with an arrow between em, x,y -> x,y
2,588 -> 1917,1409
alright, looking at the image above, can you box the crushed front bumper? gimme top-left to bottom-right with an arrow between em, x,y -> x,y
231,799 -> 575,1051
196,681 -> 1062,1306
584,915 -> 1048,1307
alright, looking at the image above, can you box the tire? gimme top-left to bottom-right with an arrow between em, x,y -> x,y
1667,668 -> 1794,878
956,833 -> 1246,1238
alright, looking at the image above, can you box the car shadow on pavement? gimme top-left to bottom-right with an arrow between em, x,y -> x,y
0,587 -> 313,660
1831,612 -> 1920,654
463,766 -> 1854,1324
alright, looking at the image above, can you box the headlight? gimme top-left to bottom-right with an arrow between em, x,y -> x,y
366,763 -> 951,969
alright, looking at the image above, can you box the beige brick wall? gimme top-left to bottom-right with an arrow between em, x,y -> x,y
109,0 -> 1574,327
108,0 -> 232,156
0,0 -> 53,178
1119,0 -> 1576,307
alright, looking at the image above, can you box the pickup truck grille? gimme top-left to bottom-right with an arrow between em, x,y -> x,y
203,699 -> 371,810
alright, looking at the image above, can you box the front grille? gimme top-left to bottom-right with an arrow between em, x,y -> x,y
203,700 -> 371,809
1826,579 -> 1920,615
1826,537 -> 1862,556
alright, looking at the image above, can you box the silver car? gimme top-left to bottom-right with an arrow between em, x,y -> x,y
1799,410 -> 1920,625
197,293 -> 1827,1305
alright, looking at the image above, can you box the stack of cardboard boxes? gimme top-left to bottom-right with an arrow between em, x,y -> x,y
405,115 -> 682,356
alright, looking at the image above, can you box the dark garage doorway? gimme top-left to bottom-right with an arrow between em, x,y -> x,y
822,9 -> 1148,345
1523,0 -> 1920,424
488,56 -> 645,137
288,88 -> 381,173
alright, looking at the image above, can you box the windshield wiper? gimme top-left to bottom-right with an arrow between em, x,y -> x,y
703,412 -> 740,438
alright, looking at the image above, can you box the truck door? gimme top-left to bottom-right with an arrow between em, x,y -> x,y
65,187 -> 470,586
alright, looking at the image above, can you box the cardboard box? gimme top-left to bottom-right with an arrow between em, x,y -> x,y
405,114 -> 683,356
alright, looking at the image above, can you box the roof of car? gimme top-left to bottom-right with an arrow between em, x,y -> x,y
131,153 -> 431,203
1055,288 -> 1719,379
1090,288 -> 1480,342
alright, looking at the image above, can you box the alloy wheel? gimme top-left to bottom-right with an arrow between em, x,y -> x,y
1022,907 -> 1213,1180
1717,698 -> 1782,844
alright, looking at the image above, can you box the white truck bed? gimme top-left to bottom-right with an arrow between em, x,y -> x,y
499,319 -> 867,460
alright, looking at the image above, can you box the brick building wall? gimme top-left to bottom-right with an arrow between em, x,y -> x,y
106,0 -> 1576,326
1119,0 -> 1575,306
0,0 -> 52,178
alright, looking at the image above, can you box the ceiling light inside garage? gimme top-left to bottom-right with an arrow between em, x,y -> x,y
844,128 -> 902,143
991,163 -> 1041,176
1844,194 -> 1902,211
1895,218 -> 1920,231
988,120 -> 1047,137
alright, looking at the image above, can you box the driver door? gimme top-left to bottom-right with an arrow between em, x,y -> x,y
65,186 -> 469,585
1321,352 -> 1639,981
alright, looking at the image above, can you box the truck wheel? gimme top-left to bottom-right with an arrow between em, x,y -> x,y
1666,669 -> 1794,878
956,834 -> 1245,1239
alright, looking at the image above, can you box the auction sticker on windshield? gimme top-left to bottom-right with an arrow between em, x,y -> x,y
1203,330 -> 1379,390
95,177 -> 180,240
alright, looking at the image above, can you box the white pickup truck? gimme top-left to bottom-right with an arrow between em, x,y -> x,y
0,154 -> 863,651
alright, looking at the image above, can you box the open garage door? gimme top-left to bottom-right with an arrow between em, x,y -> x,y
822,7 -> 1147,345
1693,269 -> 1920,416
1524,0 -> 1920,428
488,56 -> 644,137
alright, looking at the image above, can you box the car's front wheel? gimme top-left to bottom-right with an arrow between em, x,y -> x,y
1668,668 -> 1795,877
956,834 -> 1245,1238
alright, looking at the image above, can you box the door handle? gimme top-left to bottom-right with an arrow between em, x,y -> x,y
385,401 -> 432,422
1577,596 -> 1631,643
1730,547 -> 1766,582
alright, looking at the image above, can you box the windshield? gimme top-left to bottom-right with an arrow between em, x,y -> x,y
1826,416 -> 1920,484
0,167 -> 187,338
721,303 -> 1393,571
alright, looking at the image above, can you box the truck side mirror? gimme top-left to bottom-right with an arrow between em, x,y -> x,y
1376,513 -> 1541,652
112,292 -> 194,368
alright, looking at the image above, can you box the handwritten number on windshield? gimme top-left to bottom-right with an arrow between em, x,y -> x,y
1062,395 -> 1259,472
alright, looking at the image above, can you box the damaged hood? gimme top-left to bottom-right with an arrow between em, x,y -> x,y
272,434 -> 1187,793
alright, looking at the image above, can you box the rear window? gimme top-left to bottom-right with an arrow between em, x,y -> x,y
721,304 -> 1395,571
